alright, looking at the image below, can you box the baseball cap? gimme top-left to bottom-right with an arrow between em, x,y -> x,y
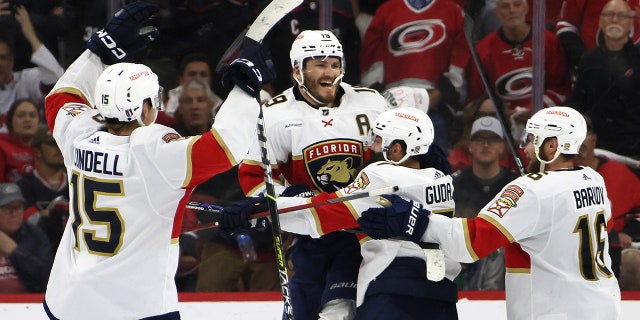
471,116 -> 504,139
32,124 -> 56,148
0,183 -> 25,207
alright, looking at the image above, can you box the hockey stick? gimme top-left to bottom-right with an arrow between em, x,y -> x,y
249,0 -> 303,315
463,13 -> 527,175
186,185 -> 400,217
185,186 -> 400,233
243,1 -> 302,319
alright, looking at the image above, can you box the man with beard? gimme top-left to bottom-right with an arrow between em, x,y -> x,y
235,30 -> 390,319
224,107 -> 460,319
358,107 -> 622,319
567,0 -> 640,159
466,0 -> 571,141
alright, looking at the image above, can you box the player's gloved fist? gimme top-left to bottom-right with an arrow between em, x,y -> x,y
357,194 -> 430,243
219,194 -> 268,236
87,2 -> 159,65
280,184 -> 314,198
221,38 -> 275,98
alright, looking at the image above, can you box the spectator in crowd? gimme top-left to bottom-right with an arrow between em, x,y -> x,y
0,0 -> 75,70
361,0 -> 469,153
575,114 -> 640,278
0,98 -> 39,182
264,0 -> 362,95
146,0 -> 256,96
16,124 -> 69,224
57,0 -> 106,67
0,182 -> 53,293
452,116 -> 518,290
466,0 -> 571,141
157,52 -> 222,127
0,5 -> 64,130
448,96 -> 521,173
619,248 -> 640,290
566,0 -> 640,159
170,79 -> 219,137
165,77 -> 271,292
556,0 -> 640,68
194,193 -> 280,293
175,192 -> 205,292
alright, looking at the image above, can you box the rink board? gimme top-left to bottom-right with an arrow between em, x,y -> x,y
1,291 -> 639,319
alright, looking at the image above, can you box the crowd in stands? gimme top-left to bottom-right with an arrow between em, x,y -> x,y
1,0 -> 640,295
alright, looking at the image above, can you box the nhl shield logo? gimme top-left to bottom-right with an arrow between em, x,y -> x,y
304,139 -> 363,193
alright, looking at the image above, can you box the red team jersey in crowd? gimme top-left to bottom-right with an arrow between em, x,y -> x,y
597,158 -> 640,233
43,51 -> 258,319
425,167 -> 621,319
467,29 -> 571,110
276,161 -> 457,306
0,133 -> 35,182
360,0 -> 469,88
238,85 -> 387,196
556,0 -> 640,49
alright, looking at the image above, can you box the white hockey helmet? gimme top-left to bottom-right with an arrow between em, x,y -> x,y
523,106 -> 587,167
373,107 -> 435,165
94,63 -> 162,123
290,30 -> 344,71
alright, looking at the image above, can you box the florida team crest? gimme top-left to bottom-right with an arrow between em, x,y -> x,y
304,139 -> 363,193
487,185 -> 524,218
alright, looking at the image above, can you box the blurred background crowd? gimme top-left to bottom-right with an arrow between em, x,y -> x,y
1,0 -> 640,295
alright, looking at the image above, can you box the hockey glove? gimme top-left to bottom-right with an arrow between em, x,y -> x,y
219,194 -> 269,236
87,2 -> 159,65
221,38 -> 275,98
357,194 -> 430,243
280,184 -> 314,198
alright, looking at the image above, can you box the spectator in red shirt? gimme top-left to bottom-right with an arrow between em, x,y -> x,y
0,98 -> 39,182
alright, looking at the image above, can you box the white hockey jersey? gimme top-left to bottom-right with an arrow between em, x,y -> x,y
276,161 -> 458,306
238,84 -> 388,196
426,167 -> 621,319
43,51 -> 259,320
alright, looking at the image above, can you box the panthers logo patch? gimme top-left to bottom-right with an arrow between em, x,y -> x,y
304,139 -> 363,193
62,103 -> 90,117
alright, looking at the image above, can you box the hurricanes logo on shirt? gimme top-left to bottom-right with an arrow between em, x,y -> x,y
388,19 -> 446,57
304,139 -> 363,193
495,67 -> 533,101
487,185 -> 524,218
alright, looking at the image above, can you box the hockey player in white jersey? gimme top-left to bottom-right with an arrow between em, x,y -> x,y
358,106 -> 622,319
42,2 -> 272,319
222,107 -> 460,319
235,29 -> 390,320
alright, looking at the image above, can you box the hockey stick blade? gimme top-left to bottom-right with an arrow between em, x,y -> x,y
246,0 -> 303,43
